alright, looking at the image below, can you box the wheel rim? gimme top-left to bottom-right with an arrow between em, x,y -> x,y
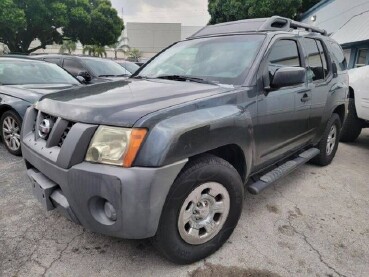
326,125 -> 337,155
178,182 -> 230,245
2,116 -> 21,151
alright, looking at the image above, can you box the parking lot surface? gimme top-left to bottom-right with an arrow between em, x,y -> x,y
1,130 -> 369,277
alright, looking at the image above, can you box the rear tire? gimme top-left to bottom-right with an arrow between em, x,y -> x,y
340,99 -> 362,142
311,114 -> 341,166
153,154 -> 244,264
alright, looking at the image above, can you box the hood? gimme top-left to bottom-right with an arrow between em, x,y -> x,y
0,83 -> 81,103
36,79 -> 234,127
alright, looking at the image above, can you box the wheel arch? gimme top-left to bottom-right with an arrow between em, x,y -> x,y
348,86 -> 355,99
0,104 -> 16,118
333,104 -> 346,125
189,144 -> 247,183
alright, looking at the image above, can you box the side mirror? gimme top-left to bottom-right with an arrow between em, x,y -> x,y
268,67 -> 306,91
332,62 -> 338,78
78,71 -> 92,82
76,76 -> 86,83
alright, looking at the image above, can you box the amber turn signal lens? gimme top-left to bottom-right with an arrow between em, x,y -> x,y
123,129 -> 147,167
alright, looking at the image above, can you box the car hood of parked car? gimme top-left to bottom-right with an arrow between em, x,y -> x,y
36,79 -> 235,127
0,83 -> 81,103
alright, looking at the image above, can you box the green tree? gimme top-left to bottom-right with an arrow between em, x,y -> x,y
0,0 -> 124,54
208,0 -> 321,24
127,48 -> 142,62
109,36 -> 130,59
59,40 -> 77,54
300,0 -> 321,14
83,45 -> 107,57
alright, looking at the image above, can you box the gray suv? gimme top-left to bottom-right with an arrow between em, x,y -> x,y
21,17 -> 348,264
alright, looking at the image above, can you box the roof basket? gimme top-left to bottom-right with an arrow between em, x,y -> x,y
259,16 -> 327,36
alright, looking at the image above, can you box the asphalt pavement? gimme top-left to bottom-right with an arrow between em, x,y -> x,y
1,130 -> 369,277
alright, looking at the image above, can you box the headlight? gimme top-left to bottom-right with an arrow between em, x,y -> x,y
85,126 -> 147,167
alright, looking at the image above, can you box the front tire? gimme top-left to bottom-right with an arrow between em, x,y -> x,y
340,98 -> 362,142
1,110 -> 22,156
154,155 -> 244,264
311,113 -> 341,166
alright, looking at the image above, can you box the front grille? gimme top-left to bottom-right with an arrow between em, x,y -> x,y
34,110 -> 74,148
58,122 -> 74,147
39,113 -> 57,140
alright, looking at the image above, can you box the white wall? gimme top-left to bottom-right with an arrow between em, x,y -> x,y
301,0 -> 369,35
126,22 -> 181,55
181,26 -> 204,40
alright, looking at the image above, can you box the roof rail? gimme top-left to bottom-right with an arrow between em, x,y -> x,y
188,16 -> 328,39
259,16 -> 327,36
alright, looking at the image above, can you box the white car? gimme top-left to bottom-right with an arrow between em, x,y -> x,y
341,66 -> 369,142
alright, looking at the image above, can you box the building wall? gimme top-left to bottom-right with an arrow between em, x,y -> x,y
301,0 -> 369,34
181,26 -> 204,40
126,22 -> 182,58
301,0 -> 369,69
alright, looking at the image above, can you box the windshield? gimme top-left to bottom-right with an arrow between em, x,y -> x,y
0,60 -> 80,85
137,35 -> 265,85
83,59 -> 128,77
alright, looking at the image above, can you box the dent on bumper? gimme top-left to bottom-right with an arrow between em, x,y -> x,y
22,144 -> 187,239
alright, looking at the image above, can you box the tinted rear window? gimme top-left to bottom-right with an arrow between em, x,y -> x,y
303,38 -> 325,82
329,40 -> 347,72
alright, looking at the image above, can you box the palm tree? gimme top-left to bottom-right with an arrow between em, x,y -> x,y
59,40 -> 77,54
109,36 -> 130,59
127,48 -> 142,62
82,45 -> 107,58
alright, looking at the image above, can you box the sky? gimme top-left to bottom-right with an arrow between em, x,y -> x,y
111,0 -> 210,26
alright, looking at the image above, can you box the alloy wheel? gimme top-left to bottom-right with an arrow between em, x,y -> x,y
326,125 -> 337,155
2,116 -> 21,151
178,182 -> 230,245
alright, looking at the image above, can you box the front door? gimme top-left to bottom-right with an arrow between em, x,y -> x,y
254,38 -> 311,167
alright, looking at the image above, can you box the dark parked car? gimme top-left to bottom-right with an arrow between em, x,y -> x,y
0,57 -> 82,155
22,17 -> 348,264
116,60 -> 140,76
32,55 -> 130,84
134,58 -> 150,67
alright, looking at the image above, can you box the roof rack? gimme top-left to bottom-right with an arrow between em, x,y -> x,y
189,16 -> 327,39
259,16 -> 327,36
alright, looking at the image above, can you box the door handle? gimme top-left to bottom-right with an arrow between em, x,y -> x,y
301,93 -> 310,102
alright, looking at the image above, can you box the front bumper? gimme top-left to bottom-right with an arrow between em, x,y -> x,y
21,107 -> 187,239
23,144 -> 187,239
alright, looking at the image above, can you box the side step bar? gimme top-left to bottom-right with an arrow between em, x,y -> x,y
248,148 -> 320,195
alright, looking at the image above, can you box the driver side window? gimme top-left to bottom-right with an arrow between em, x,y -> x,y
267,40 -> 301,82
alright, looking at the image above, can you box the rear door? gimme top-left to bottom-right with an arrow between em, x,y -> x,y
301,38 -> 332,133
255,38 -> 311,167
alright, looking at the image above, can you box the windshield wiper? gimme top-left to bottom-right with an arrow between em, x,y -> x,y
98,74 -> 129,77
156,75 -> 218,86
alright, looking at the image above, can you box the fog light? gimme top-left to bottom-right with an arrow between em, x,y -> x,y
104,201 -> 117,221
